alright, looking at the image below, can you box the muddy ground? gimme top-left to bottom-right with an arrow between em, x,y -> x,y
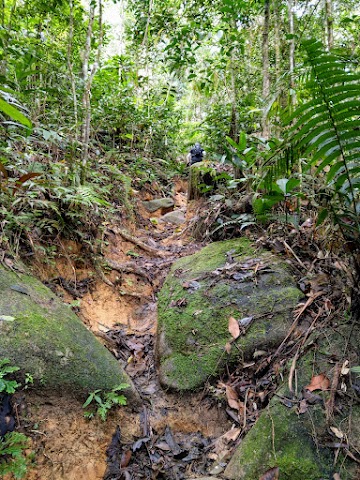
15,179 -> 235,480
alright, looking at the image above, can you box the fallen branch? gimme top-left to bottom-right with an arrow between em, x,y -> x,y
107,259 -> 152,284
109,227 -> 170,258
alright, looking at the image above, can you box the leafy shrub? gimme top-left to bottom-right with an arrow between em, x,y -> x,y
0,432 -> 30,479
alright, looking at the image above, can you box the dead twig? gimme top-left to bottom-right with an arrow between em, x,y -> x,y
288,307 -> 323,394
282,239 -> 308,270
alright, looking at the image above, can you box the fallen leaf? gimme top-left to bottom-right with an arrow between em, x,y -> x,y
305,373 -> 330,392
259,466 -> 280,480
253,350 -> 267,359
120,450 -> 132,468
221,428 -> 241,443
330,426 -> 344,439
324,298 -> 334,313
132,437 -> 151,451
298,399 -> 308,414
239,316 -> 253,327
226,385 -> 240,410
225,342 -> 232,354
228,316 -> 240,339
0,315 -> 15,322
341,360 -> 350,376
154,441 -> 171,451
333,474 -> 341,480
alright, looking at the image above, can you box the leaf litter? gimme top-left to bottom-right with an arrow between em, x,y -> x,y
18,185 -> 360,479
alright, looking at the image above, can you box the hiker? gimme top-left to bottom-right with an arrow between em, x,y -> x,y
188,143 -> 204,165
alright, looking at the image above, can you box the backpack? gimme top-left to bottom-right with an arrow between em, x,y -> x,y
190,145 -> 204,164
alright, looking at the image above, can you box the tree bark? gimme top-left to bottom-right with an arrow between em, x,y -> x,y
229,53 -> 240,177
261,0 -> 271,139
324,0 -> 333,50
67,0 -> 78,139
288,0 -> 296,110
80,0 -> 103,184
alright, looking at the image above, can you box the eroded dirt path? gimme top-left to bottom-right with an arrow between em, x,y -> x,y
23,179 -> 232,480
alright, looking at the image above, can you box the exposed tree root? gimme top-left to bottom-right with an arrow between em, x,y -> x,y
107,259 -> 152,284
109,227 -> 170,258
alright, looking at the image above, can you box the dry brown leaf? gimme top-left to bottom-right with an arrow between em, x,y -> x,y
305,373 -> 330,392
330,426 -> 344,439
213,428 -> 241,460
228,316 -> 240,339
220,428 -> 241,443
259,466 -> 280,480
120,450 -> 132,468
225,342 -> 232,354
333,474 -> 341,480
226,385 -> 240,410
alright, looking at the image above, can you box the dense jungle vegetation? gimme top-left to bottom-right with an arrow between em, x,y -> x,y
0,0 -> 359,306
1,1 -> 360,478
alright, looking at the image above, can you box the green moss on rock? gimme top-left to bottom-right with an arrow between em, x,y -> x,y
157,239 -> 302,390
0,265 -> 139,403
224,401 -> 331,479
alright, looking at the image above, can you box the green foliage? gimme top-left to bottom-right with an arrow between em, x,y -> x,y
0,432 -> 30,479
0,359 -> 31,479
288,40 -> 360,237
257,40 -> 360,235
82,384 -> 129,421
0,358 -> 20,394
0,91 -> 31,128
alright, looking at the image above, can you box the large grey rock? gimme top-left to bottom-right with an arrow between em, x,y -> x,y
159,210 -> 186,225
156,239 -> 302,390
0,264 -> 139,404
142,198 -> 174,212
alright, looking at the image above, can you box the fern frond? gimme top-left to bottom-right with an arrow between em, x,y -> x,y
284,40 -> 360,233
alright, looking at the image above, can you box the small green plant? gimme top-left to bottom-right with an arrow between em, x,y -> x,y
0,358 -> 21,393
82,384 -> 129,421
0,432 -> 30,479
24,373 -> 34,389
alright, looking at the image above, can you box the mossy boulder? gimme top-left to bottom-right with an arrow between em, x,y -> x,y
157,239 -> 302,390
223,399 -> 331,479
0,264 -> 139,403
224,321 -> 360,480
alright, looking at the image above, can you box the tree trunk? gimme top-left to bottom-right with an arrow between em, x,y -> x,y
67,0 -> 78,139
229,18 -> 240,146
288,0 -> 296,110
274,0 -> 281,85
80,0 -> 103,184
261,0 -> 270,139
324,0 -> 333,50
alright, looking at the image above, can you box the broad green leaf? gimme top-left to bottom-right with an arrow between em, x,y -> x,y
0,98 -> 31,128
